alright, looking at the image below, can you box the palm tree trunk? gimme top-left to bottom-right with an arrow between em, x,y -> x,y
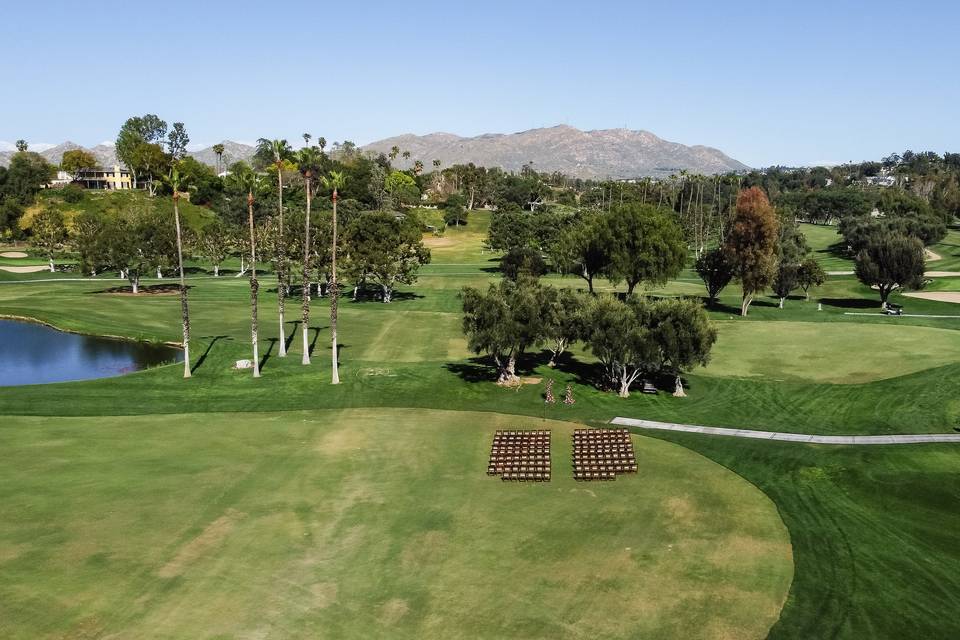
173,196 -> 191,378
331,189 -> 340,384
301,176 -> 312,365
248,192 -> 260,378
277,165 -> 287,357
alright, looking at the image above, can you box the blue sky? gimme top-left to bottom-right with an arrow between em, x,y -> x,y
1,0 -> 957,167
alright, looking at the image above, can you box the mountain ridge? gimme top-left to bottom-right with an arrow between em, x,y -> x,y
0,125 -> 749,178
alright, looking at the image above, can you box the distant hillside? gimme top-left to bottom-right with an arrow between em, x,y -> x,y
0,141 -> 254,170
362,125 -> 749,179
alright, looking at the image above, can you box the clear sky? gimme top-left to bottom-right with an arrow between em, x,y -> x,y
1,0 -> 957,167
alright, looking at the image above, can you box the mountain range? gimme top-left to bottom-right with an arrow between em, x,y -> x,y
361,125 -> 749,178
0,125 -> 749,178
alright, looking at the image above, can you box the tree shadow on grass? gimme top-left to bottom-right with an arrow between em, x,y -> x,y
444,352 -> 546,384
821,297 -> 878,310
259,338 -> 277,371
191,335 -> 228,374
88,283 -> 189,295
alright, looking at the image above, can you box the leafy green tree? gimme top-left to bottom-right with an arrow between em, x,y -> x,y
854,233 -> 925,308
130,142 -> 170,196
71,210 -> 107,275
541,286 -> 587,367
443,194 -> 467,226
60,149 -> 99,178
15,140 -> 27,152
772,223 -> 810,308
196,218 -> 232,276
30,207 -> 67,272
552,213 -> 610,293
797,257 -> 826,300
167,123 -> 190,160
647,298 -> 717,397
582,295 -> 658,398
461,277 -> 547,384
116,114 -> 168,188
486,207 -> 535,252
695,247 -> 735,304
343,211 -> 430,303
2,152 -> 55,204
604,204 -> 686,294
725,187 -> 780,316
384,170 -> 420,208
500,247 -> 547,281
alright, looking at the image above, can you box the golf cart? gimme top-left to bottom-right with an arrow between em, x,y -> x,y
884,302 -> 903,316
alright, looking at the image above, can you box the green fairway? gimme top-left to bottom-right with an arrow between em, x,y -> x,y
0,409 -> 792,640
799,223 -> 853,271
704,320 -> 960,383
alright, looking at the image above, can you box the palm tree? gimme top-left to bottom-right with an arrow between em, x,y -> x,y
433,159 -> 441,170
296,147 -> 323,365
317,137 -> 327,155
389,145 -> 400,161
302,132 -> 312,148
256,138 -> 294,356
212,143 -> 225,175
413,160 -> 424,176
401,150 -> 411,162
321,170 -> 346,384
164,164 -> 193,378
226,166 -> 266,377
15,139 -> 27,152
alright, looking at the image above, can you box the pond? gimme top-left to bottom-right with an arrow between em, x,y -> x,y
0,319 -> 183,386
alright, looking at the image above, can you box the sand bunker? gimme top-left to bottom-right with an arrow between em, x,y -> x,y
925,271 -> 960,278
0,265 -> 48,273
925,248 -> 942,261
903,292 -> 960,304
0,251 -> 28,258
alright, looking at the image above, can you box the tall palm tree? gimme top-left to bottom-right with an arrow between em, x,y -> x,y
389,145 -> 400,161
321,170 -> 346,384
212,143 -> 225,175
256,138 -> 293,356
413,160 -> 424,176
401,150 -> 411,162
317,137 -> 327,155
227,166 -> 266,377
302,132 -> 312,148
296,146 -> 323,365
15,139 -> 27,152
165,164 -> 193,378
432,159 -> 441,170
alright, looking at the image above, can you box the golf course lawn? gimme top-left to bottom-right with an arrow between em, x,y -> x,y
0,409 -> 792,640
704,320 -> 960,383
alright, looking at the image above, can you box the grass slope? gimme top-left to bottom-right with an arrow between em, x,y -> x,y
0,409 -> 791,640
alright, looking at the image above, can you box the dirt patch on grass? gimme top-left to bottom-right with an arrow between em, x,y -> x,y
0,251 -> 28,258
401,530 -> 450,569
0,265 -> 47,273
423,236 -> 456,248
924,271 -> 960,278
157,509 -> 244,578
310,582 -> 339,609
316,427 -> 370,454
379,598 -> 410,625
521,376 -> 542,385
663,495 -> 698,526
904,291 -> 960,303
926,248 -> 942,261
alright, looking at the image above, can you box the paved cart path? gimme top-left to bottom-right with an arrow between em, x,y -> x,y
611,417 -> 960,445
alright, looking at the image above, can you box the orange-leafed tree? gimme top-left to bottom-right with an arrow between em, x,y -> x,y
725,187 -> 779,316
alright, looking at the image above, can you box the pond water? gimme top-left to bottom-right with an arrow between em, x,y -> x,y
0,319 -> 183,386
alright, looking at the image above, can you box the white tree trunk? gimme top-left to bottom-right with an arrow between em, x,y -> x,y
156,266 -> 162,279
48,258 -> 55,273
131,277 -> 139,294
382,284 -> 392,303
673,375 -> 686,397
779,297 -> 785,309
214,265 -> 220,277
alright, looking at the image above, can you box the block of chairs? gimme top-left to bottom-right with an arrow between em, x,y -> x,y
572,428 -> 638,481
487,430 -> 551,482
